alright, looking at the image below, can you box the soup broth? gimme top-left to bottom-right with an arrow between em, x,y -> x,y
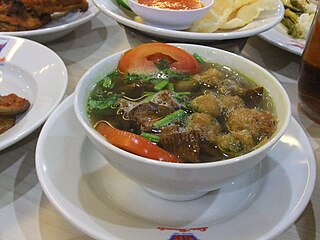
87,60 -> 277,163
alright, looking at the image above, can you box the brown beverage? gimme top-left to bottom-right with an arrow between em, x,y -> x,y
298,2 -> 320,123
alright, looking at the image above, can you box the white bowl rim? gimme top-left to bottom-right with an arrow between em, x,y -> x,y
128,0 -> 214,12
74,43 -> 291,170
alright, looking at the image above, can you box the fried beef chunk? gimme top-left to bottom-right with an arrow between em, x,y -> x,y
159,130 -> 201,163
128,102 -> 174,132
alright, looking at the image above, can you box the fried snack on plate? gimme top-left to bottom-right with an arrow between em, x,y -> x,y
189,0 -> 257,32
0,93 -> 30,116
0,0 -> 88,31
221,0 -> 279,29
0,0 -> 51,31
189,0 -> 278,32
20,0 -> 89,14
0,116 -> 15,134
0,93 -> 30,134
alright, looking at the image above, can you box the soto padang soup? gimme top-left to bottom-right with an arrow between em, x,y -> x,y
87,43 -> 278,163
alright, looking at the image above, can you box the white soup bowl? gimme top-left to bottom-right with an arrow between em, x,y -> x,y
74,43 -> 291,201
128,0 -> 214,30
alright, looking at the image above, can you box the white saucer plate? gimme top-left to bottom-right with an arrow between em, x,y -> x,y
1,0 -> 100,43
36,95 -> 316,240
259,23 -> 305,56
92,0 -> 284,41
0,36 -> 67,151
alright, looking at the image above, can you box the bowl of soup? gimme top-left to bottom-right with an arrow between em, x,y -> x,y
74,42 -> 291,201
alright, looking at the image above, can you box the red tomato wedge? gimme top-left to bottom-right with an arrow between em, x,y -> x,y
118,42 -> 199,75
95,121 -> 179,163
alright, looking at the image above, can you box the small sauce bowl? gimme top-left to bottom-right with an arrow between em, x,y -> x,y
128,0 -> 214,30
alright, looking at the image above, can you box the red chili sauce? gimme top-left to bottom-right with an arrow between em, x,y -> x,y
137,0 -> 204,10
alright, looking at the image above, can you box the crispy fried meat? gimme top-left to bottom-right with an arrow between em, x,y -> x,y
0,0 -> 50,31
20,0 -> 89,14
0,0 -> 88,31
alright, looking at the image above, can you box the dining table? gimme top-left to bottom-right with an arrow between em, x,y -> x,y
0,11 -> 319,240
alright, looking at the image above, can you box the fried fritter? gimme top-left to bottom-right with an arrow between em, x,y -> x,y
0,116 -> 16,134
0,93 -> 30,135
0,93 -> 30,116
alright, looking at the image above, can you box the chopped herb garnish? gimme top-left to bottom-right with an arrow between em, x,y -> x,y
154,79 -> 169,91
155,58 -> 170,70
126,73 -> 155,82
154,109 -> 187,129
193,53 -> 205,63
87,93 -> 122,111
141,132 -> 160,143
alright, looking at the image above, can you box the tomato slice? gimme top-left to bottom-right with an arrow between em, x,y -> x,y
95,121 -> 179,163
118,42 -> 200,75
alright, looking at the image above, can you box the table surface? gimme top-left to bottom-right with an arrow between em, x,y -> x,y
0,13 -> 319,240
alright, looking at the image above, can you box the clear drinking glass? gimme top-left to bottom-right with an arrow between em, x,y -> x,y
298,2 -> 320,123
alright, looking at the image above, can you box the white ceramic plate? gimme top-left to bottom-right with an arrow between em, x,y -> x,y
0,36 -> 67,151
36,95 -> 316,240
259,23 -> 305,56
1,0 -> 99,43
92,0 -> 284,41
